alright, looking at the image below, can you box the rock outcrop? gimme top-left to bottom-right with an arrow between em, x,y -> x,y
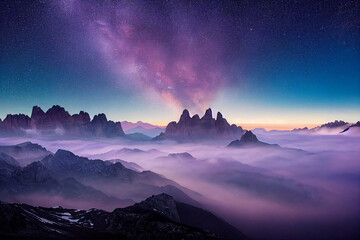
155,108 -> 244,141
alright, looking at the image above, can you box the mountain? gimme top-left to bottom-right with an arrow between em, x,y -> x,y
0,159 -> 131,208
228,130 -> 279,148
0,142 -> 52,166
168,152 -> 196,160
0,142 -> 202,208
175,201 -> 247,240
0,193 -> 247,240
89,147 -> 163,161
107,159 -> 144,172
124,125 -> 164,137
0,153 -> 20,179
0,194 -> 246,240
340,121 -> 360,135
40,149 -> 166,184
0,114 -> 31,135
128,194 -> 246,240
124,132 -> 152,141
154,108 -> 244,141
121,120 -> 165,131
0,152 -> 20,168
0,105 -> 124,138
303,120 -> 360,135
308,120 -> 352,135
319,120 -> 349,128
40,149 -> 201,204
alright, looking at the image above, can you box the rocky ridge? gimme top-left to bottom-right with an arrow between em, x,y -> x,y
155,108 -> 244,141
0,105 -> 124,138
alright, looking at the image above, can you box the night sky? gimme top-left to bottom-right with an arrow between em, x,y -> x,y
0,0 -> 359,126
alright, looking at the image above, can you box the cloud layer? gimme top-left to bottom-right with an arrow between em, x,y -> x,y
2,131 -> 360,239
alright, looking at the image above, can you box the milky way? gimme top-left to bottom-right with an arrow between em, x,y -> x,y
57,0 -> 234,110
1,0 -> 359,123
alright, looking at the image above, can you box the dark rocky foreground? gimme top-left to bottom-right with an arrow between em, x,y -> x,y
0,194 -> 247,240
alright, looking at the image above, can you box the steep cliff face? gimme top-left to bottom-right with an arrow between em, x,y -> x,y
155,108 -> 244,141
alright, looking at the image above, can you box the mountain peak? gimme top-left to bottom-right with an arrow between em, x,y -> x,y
182,109 -> 190,117
179,109 -> 191,123
320,120 -> 349,128
31,106 -> 45,119
92,113 -> 108,123
133,193 -> 180,222
240,130 -> 259,143
46,105 -> 70,117
55,149 -> 76,158
202,108 -> 213,120
216,112 -> 223,121
228,130 -> 279,148
191,114 -> 200,121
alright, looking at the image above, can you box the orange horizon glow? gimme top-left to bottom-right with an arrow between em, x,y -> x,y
144,121 -> 321,131
237,123 -> 321,131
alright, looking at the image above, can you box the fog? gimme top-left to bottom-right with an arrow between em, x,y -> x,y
0,131 -> 359,240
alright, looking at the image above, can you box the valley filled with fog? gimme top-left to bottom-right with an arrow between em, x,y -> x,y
1,129 -> 359,240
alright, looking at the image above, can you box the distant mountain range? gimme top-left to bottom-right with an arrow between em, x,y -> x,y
0,193 -> 246,240
121,120 -> 165,130
0,105 -> 124,138
124,125 -> 165,137
0,142 -> 203,209
0,142 -> 247,239
291,120 -> 360,135
121,121 -> 165,138
154,108 -> 244,141
1,106 -> 358,138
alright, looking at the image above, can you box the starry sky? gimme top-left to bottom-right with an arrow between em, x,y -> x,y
0,0 -> 359,127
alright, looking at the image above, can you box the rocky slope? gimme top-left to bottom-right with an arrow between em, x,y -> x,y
0,155 -> 130,207
0,142 -> 202,209
0,142 -> 51,166
0,194 -> 246,240
154,108 -> 244,141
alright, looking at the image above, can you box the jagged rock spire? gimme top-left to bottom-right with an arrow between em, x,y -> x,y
202,108 -> 213,120
179,109 -> 190,123
156,107 -> 244,140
